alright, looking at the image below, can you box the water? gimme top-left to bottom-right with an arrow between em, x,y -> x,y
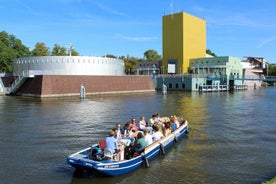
0,89 -> 275,184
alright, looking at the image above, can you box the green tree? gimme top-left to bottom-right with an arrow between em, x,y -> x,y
68,44 -> 79,56
122,56 -> 139,74
143,49 -> 161,61
70,49 -> 79,56
51,44 -> 67,56
0,31 -> 30,72
105,54 -> 117,58
206,49 -> 217,57
268,64 -> 276,76
32,42 -> 49,56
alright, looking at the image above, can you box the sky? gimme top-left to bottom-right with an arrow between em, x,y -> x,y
1,0 -> 276,63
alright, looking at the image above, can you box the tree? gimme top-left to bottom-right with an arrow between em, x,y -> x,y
122,56 -> 139,74
143,49 -> 161,61
67,44 -> 79,56
70,49 -> 79,56
32,42 -> 49,56
0,31 -> 31,73
105,54 -> 117,58
51,44 -> 67,56
268,64 -> 276,76
206,49 -> 217,57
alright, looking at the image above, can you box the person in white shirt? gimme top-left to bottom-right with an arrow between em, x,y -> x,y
151,124 -> 164,142
148,114 -> 156,127
139,116 -> 153,132
143,129 -> 153,146
114,123 -> 131,146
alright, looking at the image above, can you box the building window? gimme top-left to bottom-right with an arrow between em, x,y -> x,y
169,83 -> 172,88
182,83 -> 185,89
176,83 -> 179,89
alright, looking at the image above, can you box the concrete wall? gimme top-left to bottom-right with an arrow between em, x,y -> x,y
13,56 -> 124,76
154,75 -> 194,91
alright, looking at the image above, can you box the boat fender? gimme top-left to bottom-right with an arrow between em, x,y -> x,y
174,133 -> 178,142
142,153 -> 150,168
160,143 -> 165,155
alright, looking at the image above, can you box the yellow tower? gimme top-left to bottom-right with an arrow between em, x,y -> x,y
162,12 -> 206,74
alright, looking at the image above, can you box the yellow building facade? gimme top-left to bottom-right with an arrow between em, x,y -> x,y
162,12 -> 206,74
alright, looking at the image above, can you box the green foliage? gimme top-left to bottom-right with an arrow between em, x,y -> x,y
0,31 -> 31,72
121,56 -> 139,74
105,54 -> 117,58
70,49 -> 79,56
32,42 -> 50,56
268,64 -> 276,76
262,176 -> 276,184
51,44 -> 67,56
206,49 -> 217,57
68,44 -> 79,56
143,49 -> 161,61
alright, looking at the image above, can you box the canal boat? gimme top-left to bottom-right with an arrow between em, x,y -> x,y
66,118 -> 189,176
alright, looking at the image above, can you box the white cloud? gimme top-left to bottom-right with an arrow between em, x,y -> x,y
258,36 -> 276,48
93,1 -> 126,16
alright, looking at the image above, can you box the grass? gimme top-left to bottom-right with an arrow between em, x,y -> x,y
262,177 -> 276,184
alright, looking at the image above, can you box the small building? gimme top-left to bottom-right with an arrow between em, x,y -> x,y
133,60 -> 162,76
241,56 -> 269,88
190,56 -> 243,87
242,56 -> 269,76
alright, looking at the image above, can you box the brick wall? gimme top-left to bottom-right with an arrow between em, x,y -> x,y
15,75 -> 155,97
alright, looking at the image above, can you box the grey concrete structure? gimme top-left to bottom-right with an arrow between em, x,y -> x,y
13,56 -> 125,76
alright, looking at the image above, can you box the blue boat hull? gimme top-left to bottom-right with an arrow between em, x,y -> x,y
67,120 -> 188,176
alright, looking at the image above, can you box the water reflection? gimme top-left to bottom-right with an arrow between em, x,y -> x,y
0,88 -> 276,184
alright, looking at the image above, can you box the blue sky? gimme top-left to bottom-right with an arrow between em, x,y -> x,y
1,0 -> 276,63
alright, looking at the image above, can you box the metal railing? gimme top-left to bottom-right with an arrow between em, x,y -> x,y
5,71 -> 34,94
198,85 -> 228,92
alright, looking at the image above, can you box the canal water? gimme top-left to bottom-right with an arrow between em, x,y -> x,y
0,88 -> 275,184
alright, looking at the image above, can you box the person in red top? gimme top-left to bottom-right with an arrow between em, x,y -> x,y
129,118 -> 139,131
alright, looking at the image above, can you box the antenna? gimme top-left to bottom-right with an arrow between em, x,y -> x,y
170,0 -> 174,20
170,0 -> 174,14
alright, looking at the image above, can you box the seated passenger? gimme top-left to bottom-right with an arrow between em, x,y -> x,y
123,122 -> 131,134
164,121 -> 172,137
143,129 -> 153,146
105,130 -> 121,155
171,120 -> 177,131
148,114 -> 156,127
129,118 -> 139,132
115,123 -> 134,146
155,113 -> 162,123
114,124 -> 128,145
139,116 -> 153,132
171,115 -> 180,128
151,124 -> 164,142
131,132 -> 147,155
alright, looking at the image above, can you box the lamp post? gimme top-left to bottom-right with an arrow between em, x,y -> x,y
68,43 -> 73,56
